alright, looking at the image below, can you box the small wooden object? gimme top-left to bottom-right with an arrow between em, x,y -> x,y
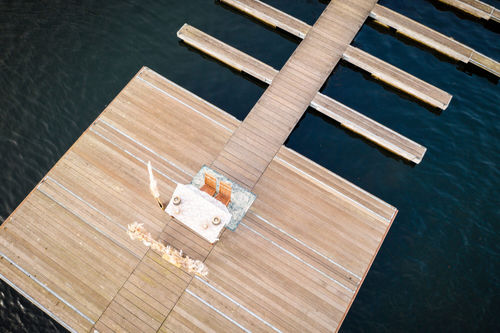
215,181 -> 232,206
200,173 -> 217,196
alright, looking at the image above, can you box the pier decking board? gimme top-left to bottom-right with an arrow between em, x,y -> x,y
178,23 -> 427,163
220,0 -> 452,109
370,4 -> 500,77
0,66 -> 397,332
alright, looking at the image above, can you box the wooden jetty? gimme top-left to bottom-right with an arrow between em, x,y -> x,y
220,0 -> 453,110
437,0 -> 500,22
1,0 -> 498,332
178,24 -> 428,164
0,67 -> 396,332
222,0 -> 500,77
370,5 -> 500,77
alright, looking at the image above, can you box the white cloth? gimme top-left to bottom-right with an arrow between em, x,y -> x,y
166,184 -> 231,243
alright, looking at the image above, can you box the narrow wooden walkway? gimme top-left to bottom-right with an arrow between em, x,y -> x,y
437,0 -> 500,22
0,67 -> 397,332
371,5 -> 500,77
211,0 -> 380,189
221,0 -> 453,110
178,24 -> 427,163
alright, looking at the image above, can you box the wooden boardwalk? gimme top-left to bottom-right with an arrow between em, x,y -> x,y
437,0 -> 500,22
178,24 -> 427,163
221,0 -> 453,110
0,67 -> 397,332
211,0 -> 380,189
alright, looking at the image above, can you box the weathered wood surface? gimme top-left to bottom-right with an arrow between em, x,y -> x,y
370,4 -> 500,77
212,0 -> 380,189
437,0 -> 500,22
0,66 -> 397,332
178,23 -> 427,163
220,0 -> 453,109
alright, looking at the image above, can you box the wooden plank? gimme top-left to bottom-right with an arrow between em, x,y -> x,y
178,24 -> 428,163
470,51 -> 500,77
493,8 -> 500,23
311,94 -> 427,164
437,0 -> 494,20
370,4 -> 500,77
221,0 -> 310,38
342,46 -> 452,109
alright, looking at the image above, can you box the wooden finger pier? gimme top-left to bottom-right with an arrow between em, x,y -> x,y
1,1 -> 498,332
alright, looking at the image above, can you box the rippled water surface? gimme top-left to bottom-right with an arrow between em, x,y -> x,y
1,0 -> 499,332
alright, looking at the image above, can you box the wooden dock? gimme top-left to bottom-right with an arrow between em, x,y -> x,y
222,0 -> 500,78
178,24 -> 427,164
0,66 -> 397,332
2,0 -> 497,332
370,5 -> 500,77
437,0 -> 500,22
220,0 -> 453,110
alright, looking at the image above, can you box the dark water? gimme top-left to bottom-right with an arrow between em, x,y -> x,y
1,0 -> 499,331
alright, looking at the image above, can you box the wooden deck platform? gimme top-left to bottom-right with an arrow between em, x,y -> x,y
178,24 -> 427,163
220,0 -> 453,110
437,0 -> 500,22
370,5 -> 500,77
0,67 -> 397,332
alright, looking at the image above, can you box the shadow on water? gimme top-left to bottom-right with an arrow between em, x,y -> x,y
287,107 -> 418,167
365,19 -> 500,84
426,0 -> 500,34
